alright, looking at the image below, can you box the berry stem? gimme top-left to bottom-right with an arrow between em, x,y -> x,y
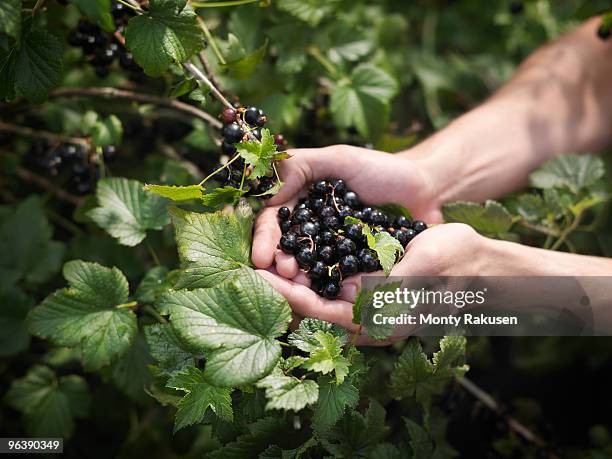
51,87 -> 223,129
192,0 -> 261,8
307,46 -> 338,77
142,305 -> 168,324
0,121 -> 90,148
198,153 -> 241,186
117,0 -> 144,12
196,17 -> 227,65
146,239 -> 161,266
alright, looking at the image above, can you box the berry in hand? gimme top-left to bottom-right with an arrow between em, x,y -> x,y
296,247 -> 315,268
413,220 -> 428,233
278,207 -> 291,220
321,281 -> 340,299
280,233 -> 298,254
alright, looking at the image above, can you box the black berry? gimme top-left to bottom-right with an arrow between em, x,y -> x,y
278,207 -> 291,221
280,233 -> 298,254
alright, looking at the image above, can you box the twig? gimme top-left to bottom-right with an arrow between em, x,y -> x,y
32,0 -> 46,15
15,167 -> 83,206
0,122 -> 90,148
197,17 -> 227,65
550,211 -> 583,251
51,87 -> 222,129
143,305 -> 168,324
518,220 -> 560,237
197,52 -> 228,100
457,376 -> 549,449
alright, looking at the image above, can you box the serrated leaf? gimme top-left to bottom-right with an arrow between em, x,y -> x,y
110,332 -> 153,402
27,261 -> 138,371
221,39 -> 268,80
442,200 -> 513,237
288,318 -> 348,352
0,196 -> 65,288
90,114 -> 123,148
256,367 -> 319,412
302,331 -> 350,384
201,186 -> 245,208
251,180 -> 282,198
529,154 -> 604,192
88,178 -> 170,246
167,366 -> 233,432
0,0 -> 21,39
207,417 -> 287,459
515,194 -> 547,222
5,365 -> 90,438
125,0 -> 203,77
169,202 -> 252,289
15,29 -> 63,103
280,356 -> 307,372
352,280 -> 402,328
236,129 -> 277,179
135,266 -> 170,303
372,231 -> 403,276
390,337 -> 468,411
72,0 -> 114,32
330,64 -> 398,139
277,0 -> 341,26
144,323 -> 197,375
312,376 -> 359,433
157,268 -> 292,386
405,418 -> 434,459
0,285 -> 33,357
145,184 -> 204,202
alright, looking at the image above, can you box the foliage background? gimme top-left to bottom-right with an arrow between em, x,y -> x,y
1,0 -> 612,458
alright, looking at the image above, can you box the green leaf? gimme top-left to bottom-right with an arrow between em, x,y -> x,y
88,178 -> 170,246
144,184 -> 204,202
405,418 -> 434,459
89,114 -> 123,148
5,365 -> 90,438
27,261 -> 138,371
390,337 -> 468,411
0,0 -> 21,39
167,366 -> 233,432
0,47 -> 17,101
515,194 -> 547,223
72,0 -> 115,32
222,39 -> 268,80
330,64 -> 398,139
144,323 -> 198,375
529,154 -> 604,192
256,367 -> 319,412
376,203 -> 413,220
169,202 -> 253,289
288,318 -> 348,353
251,179 -> 282,198
157,268 -> 292,386
0,196 -> 65,288
302,331 -> 350,384
371,231 -> 403,276
125,0 -> 203,77
442,200 -> 513,237
207,417 -> 287,459
201,186 -> 245,208
236,129 -> 277,179
110,332 -> 153,402
277,0 -> 341,26
135,266 -> 170,303
312,376 -> 359,433
0,286 -> 33,357
15,29 -> 63,103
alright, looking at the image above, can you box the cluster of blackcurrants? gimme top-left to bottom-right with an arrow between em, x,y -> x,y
210,106 -> 286,195
25,140 -> 117,195
67,1 -> 143,79
278,178 -> 428,299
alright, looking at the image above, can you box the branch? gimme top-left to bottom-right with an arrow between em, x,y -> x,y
50,87 -> 222,129
457,377 -> 551,451
0,122 -> 90,148
15,167 -> 83,206
32,0 -> 47,15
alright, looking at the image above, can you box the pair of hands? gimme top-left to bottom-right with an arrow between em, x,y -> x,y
251,145 -> 487,343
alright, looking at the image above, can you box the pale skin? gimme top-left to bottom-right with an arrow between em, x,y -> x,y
252,17 -> 612,343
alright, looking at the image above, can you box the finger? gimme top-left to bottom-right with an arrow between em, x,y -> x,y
275,251 -> 299,279
268,147 -> 363,206
257,270 -> 359,332
251,195 -> 298,269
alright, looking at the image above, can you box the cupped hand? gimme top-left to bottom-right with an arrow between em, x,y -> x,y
258,223 -> 488,344
251,145 -> 442,277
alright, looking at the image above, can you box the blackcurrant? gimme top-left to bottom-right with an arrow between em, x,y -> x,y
394,215 -> 412,229
102,145 -> 118,162
280,221 -> 292,233
322,216 -> 340,230
280,233 -> 298,254
256,179 -> 275,195
296,247 -> 315,268
509,1 -> 524,15
338,205 -> 353,218
344,223 -> 363,241
312,180 -> 330,196
255,115 -> 267,127
274,134 -> 285,146
362,207 -> 373,221
339,255 -> 359,276
331,178 -> 346,196
336,236 -> 356,256
321,281 -> 340,299
251,129 -> 262,141
413,220 -> 427,233
300,221 -> 319,237
222,123 -> 244,143
309,261 -> 327,280
317,245 -> 335,264
396,229 -> 416,246
221,141 -> 237,155
343,191 -> 360,208
319,206 -> 336,218
320,230 -> 334,245
310,197 -> 325,211
359,249 -> 379,272
220,107 -> 237,124
292,208 -> 313,224
244,107 -> 260,126
278,207 -> 291,221
329,266 -> 341,283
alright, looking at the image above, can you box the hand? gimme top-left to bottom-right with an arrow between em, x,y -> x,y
251,144 -> 443,278
257,223 -> 488,344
